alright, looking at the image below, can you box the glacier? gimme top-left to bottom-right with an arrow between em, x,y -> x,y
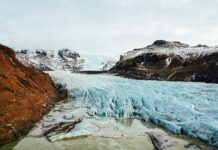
47,71 -> 218,147
79,53 -> 119,71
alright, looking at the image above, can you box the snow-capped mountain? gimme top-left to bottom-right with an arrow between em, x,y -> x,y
120,40 -> 218,61
16,49 -> 83,72
16,49 -> 118,72
111,40 -> 218,83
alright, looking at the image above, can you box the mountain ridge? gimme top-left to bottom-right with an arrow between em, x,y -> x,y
111,40 -> 218,83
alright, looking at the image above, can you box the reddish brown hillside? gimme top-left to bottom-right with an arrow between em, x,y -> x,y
0,44 -> 65,145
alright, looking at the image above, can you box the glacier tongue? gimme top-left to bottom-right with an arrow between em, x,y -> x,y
48,71 -> 218,146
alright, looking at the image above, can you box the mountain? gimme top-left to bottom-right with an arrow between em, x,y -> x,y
0,44 -> 67,145
110,40 -> 218,83
16,49 -> 84,72
16,50 -> 118,71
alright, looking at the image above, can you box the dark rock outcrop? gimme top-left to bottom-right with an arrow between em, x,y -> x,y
149,40 -> 189,49
0,44 -> 67,145
36,49 -> 47,56
58,49 -> 80,60
111,41 -> 218,83
20,49 -> 28,54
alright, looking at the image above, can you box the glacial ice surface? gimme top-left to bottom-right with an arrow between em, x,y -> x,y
48,71 -> 218,146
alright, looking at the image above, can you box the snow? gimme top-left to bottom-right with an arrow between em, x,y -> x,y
80,53 -> 119,71
121,46 -> 218,61
47,71 -> 218,147
16,50 -> 119,71
165,57 -> 171,66
15,49 -> 83,71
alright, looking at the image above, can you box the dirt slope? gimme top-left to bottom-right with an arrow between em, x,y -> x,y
0,44 -> 66,145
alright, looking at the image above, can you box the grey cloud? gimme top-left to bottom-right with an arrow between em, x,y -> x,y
0,0 -> 218,54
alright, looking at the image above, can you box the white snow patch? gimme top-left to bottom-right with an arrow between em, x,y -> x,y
121,46 -> 218,61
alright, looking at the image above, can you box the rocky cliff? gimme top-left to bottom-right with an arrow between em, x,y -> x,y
111,40 -> 218,83
0,44 -> 67,145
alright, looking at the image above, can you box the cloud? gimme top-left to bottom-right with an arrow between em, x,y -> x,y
0,0 -> 218,54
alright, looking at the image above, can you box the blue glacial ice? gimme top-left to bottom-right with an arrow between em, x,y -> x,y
48,71 -> 218,147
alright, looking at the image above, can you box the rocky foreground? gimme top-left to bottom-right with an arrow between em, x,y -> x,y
111,40 -> 218,83
0,44 -> 67,145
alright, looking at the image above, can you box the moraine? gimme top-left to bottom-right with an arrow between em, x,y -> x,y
6,71 -> 218,149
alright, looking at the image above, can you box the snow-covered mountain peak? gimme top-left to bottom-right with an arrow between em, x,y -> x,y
16,49 -> 83,72
149,40 -> 189,49
16,49 -> 119,72
120,40 -> 218,61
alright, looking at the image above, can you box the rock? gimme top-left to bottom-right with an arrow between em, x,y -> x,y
43,119 -> 82,140
184,143 -> 203,150
147,132 -> 180,150
36,49 -> 47,56
20,49 -> 28,54
150,40 -> 189,49
0,44 -> 65,145
54,83 -> 68,99
58,49 -> 80,60
193,44 -> 209,48
57,49 -> 83,72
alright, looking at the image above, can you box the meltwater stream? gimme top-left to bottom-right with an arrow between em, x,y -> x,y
12,71 -> 218,149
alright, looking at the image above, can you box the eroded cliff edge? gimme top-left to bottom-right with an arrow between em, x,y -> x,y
111,40 -> 218,83
0,44 -> 67,145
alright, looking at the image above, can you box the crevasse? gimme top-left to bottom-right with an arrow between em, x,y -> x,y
48,71 -> 218,147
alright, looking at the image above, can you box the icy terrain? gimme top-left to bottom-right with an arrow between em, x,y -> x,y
47,71 -> 218,147
80,53 -> 119,71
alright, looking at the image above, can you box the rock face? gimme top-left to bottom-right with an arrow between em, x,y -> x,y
16,48 -> 84,72
111,40 -> 218,83
0,44 -> 67,145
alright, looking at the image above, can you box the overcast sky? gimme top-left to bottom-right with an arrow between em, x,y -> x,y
1,0 -> 218,55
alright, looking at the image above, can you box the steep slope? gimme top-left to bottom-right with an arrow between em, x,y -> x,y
0,44 -> 67,145
111,40 -> 218,83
